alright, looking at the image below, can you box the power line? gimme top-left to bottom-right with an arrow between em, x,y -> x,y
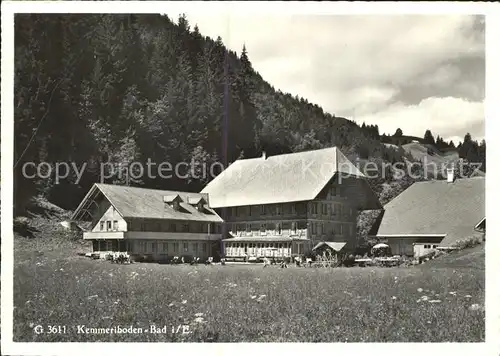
13,77 -> 65,169
13,24 -> 95,169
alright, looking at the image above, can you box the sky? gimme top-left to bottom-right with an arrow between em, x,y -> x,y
171,14 -> 485,144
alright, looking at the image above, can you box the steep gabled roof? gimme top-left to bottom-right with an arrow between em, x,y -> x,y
72,184 -> 222,223
312,241 -> 347,252
376,177 -> 485,247
474,217 -> 486,230
201,147 -> 381,209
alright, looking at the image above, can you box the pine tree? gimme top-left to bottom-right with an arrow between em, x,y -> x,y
478,139 -> 486,172
110,128 -> 142,186
186,145 -> 211,187
292,129 -> 322,152
227,45 -> 259,160
459,133 -> 472,159
195,44 -> 222,153
423,130 -> 436,145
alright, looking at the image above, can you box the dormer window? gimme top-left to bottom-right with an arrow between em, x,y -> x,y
163,194 -> 183,211
187,196 -> 208,213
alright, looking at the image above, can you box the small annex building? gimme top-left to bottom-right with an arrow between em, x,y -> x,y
376,172 -> 485,257
72,183 -> 223,261
312,241 -> 347,255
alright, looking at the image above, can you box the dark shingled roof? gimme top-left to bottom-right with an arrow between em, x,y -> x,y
376,177 -> 485,247
72,183 -> 223,223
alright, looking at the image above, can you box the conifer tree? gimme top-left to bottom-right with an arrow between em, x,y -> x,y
423,130 -> 436,145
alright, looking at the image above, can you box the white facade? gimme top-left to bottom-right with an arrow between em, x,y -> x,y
91,205 -> 128,232
413,243 -> 440,258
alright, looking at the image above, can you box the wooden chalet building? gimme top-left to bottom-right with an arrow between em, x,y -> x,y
201,147 -> 381,260
375,171 -> 485,257
72,184 -> 223,261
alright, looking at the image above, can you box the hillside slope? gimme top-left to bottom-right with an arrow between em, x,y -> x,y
402,142 -> 484,179
14,196 -> 90,256
403,142 -> 458,165
420,244 -> 485,270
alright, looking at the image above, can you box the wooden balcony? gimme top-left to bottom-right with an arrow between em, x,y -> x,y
83,231 -> 222,241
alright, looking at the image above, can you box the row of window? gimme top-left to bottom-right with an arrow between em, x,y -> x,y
226,242 -> 291,249
310,222 -> 353,236
230,221 -> 306,234
225,242 -> 305,253
133,222 -> 189,233
329,186 -> 340,197
93,240 -> 210,253
227,198 -> 346,218
99,220 -> 119,231
423,244 -> 439,249
98,220 -> 222,234
135,241 -> 209,254
228,203 -> 302,217
93,240 -> 126,252
229,221 -> 354,237
309,202 -> 352,217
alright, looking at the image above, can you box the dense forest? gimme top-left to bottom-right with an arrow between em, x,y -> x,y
13,14 -> 485,217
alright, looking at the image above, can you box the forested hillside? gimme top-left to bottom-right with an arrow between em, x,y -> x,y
13,14 -> 483,220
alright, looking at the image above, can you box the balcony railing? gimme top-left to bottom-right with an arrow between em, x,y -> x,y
229,229 -> 307,239
83,231 -> 221,241
83,231 -> 125,240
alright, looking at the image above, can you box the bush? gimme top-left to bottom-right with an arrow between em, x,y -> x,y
398,255 -> 415,267
418,249 -> 447,263
304,251 -> 315,259
131,255 -> 145,263
451,236 -> 483,251
342,254 -> 356,267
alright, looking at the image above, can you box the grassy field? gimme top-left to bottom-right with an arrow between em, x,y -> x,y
13,239 -> 485,343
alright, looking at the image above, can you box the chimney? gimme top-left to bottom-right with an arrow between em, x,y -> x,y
446,168 -> 455,183
262,151 -> 266,160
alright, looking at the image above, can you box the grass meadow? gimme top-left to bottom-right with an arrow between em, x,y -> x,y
13,240 -> 485,343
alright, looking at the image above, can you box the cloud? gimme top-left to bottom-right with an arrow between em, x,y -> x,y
172,13 -> 485,141
354,97 -> 484,141
394,57 -> 485,105
415,64 -> 462,87
310,86 -> 400,117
